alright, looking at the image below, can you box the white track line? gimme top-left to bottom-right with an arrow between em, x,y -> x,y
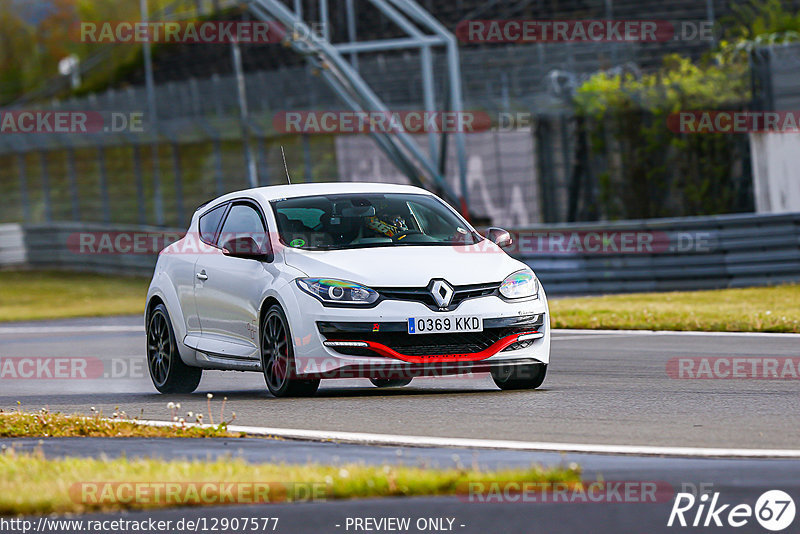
123,418 -> 800,458
0,326 -> 143,335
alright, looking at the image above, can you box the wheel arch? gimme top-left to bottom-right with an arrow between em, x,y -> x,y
145,283 -> 196,366
258,296 -> 283,346
145,295 -> 165,321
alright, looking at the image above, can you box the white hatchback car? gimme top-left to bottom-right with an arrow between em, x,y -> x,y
146,182 -> 550,397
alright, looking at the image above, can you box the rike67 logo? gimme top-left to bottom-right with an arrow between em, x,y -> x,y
669,490 -> 795,531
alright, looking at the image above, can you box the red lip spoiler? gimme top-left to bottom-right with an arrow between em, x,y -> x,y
326,331 -> 541,363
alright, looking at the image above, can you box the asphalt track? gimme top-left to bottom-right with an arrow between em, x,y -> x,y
2,316 -> 800,533
0,316 -> 798,449
5,437 -> 800,534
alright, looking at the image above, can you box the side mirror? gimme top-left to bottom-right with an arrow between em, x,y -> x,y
221,236 -> 271,261
486,227 -> 513,248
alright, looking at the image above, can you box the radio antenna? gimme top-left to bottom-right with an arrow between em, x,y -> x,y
281,146 -> 292,185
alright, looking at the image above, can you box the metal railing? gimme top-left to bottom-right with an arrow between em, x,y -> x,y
517,212 -> 800,294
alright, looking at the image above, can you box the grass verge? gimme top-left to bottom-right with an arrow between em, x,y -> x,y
0,410 -> 580,516
551,284 -> 800,333
3,270 -> 797,332
0,410 -> 236,439
0,449 -> 579,516
0,270 -> 148,322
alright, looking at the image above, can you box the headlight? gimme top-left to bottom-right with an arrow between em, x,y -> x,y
499,270 -> 539,299
296,278 -> 379,306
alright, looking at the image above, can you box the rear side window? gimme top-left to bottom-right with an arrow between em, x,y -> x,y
198,205 -> 226,245
218,203 -> 269,251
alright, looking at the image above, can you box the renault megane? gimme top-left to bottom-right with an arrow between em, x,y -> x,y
145,182 -> 550,397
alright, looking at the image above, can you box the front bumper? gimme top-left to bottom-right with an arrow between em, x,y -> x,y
283,288 -> 551,378
318,314 -> 545,363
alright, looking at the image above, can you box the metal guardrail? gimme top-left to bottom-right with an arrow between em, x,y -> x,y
4,213 -> 800,295
22,223 -> 167,277
516,212 -> 800,295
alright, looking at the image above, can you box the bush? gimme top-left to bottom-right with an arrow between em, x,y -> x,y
571,55 -> 752,220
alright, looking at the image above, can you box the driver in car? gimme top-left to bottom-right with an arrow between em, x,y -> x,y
365,214 -> 410,238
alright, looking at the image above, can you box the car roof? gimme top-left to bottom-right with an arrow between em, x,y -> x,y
200,182 -> 435,212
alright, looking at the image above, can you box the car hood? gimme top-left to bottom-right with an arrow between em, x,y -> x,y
282,243 -> 528,287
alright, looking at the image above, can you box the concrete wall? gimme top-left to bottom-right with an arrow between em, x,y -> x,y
0,224 -> 26,267
750,133 -> 800,214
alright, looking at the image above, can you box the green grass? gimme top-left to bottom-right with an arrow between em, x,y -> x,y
2,270 -> 797,332
0,449 -> 579,516
0,410 -> 236,439
0,270 -> 148,321
551,284 -> 800,333
0,410 -> 579,516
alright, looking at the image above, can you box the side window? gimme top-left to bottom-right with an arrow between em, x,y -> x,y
198,205 -> 226,245
218,203 -> 268,250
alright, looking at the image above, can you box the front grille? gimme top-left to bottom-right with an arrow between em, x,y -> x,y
325,326 -> 538,357
376,282 -> 500,311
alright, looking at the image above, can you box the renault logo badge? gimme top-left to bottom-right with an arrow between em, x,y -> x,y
430,280 -> 454,308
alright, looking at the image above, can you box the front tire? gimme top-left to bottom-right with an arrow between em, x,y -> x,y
491,363 -> 547,390
370,378 -> 413,388
261,305 -> 320,398
147,303 -> 202,394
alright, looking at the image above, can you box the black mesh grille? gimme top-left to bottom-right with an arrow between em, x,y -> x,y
328,326 -> 536,356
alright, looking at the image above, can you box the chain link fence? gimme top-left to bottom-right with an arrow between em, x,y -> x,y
0,0 -> 777,228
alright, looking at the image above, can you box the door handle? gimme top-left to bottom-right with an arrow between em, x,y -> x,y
196,271 -> 208,281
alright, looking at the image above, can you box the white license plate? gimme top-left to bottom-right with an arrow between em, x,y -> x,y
408,316 -> 483,334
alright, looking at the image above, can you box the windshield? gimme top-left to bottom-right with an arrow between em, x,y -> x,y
270,193 -> 481,250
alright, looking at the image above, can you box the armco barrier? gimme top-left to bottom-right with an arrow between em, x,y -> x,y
22,223 -> 167,277
516,212 -> 800,294
4,214 -> 800,295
